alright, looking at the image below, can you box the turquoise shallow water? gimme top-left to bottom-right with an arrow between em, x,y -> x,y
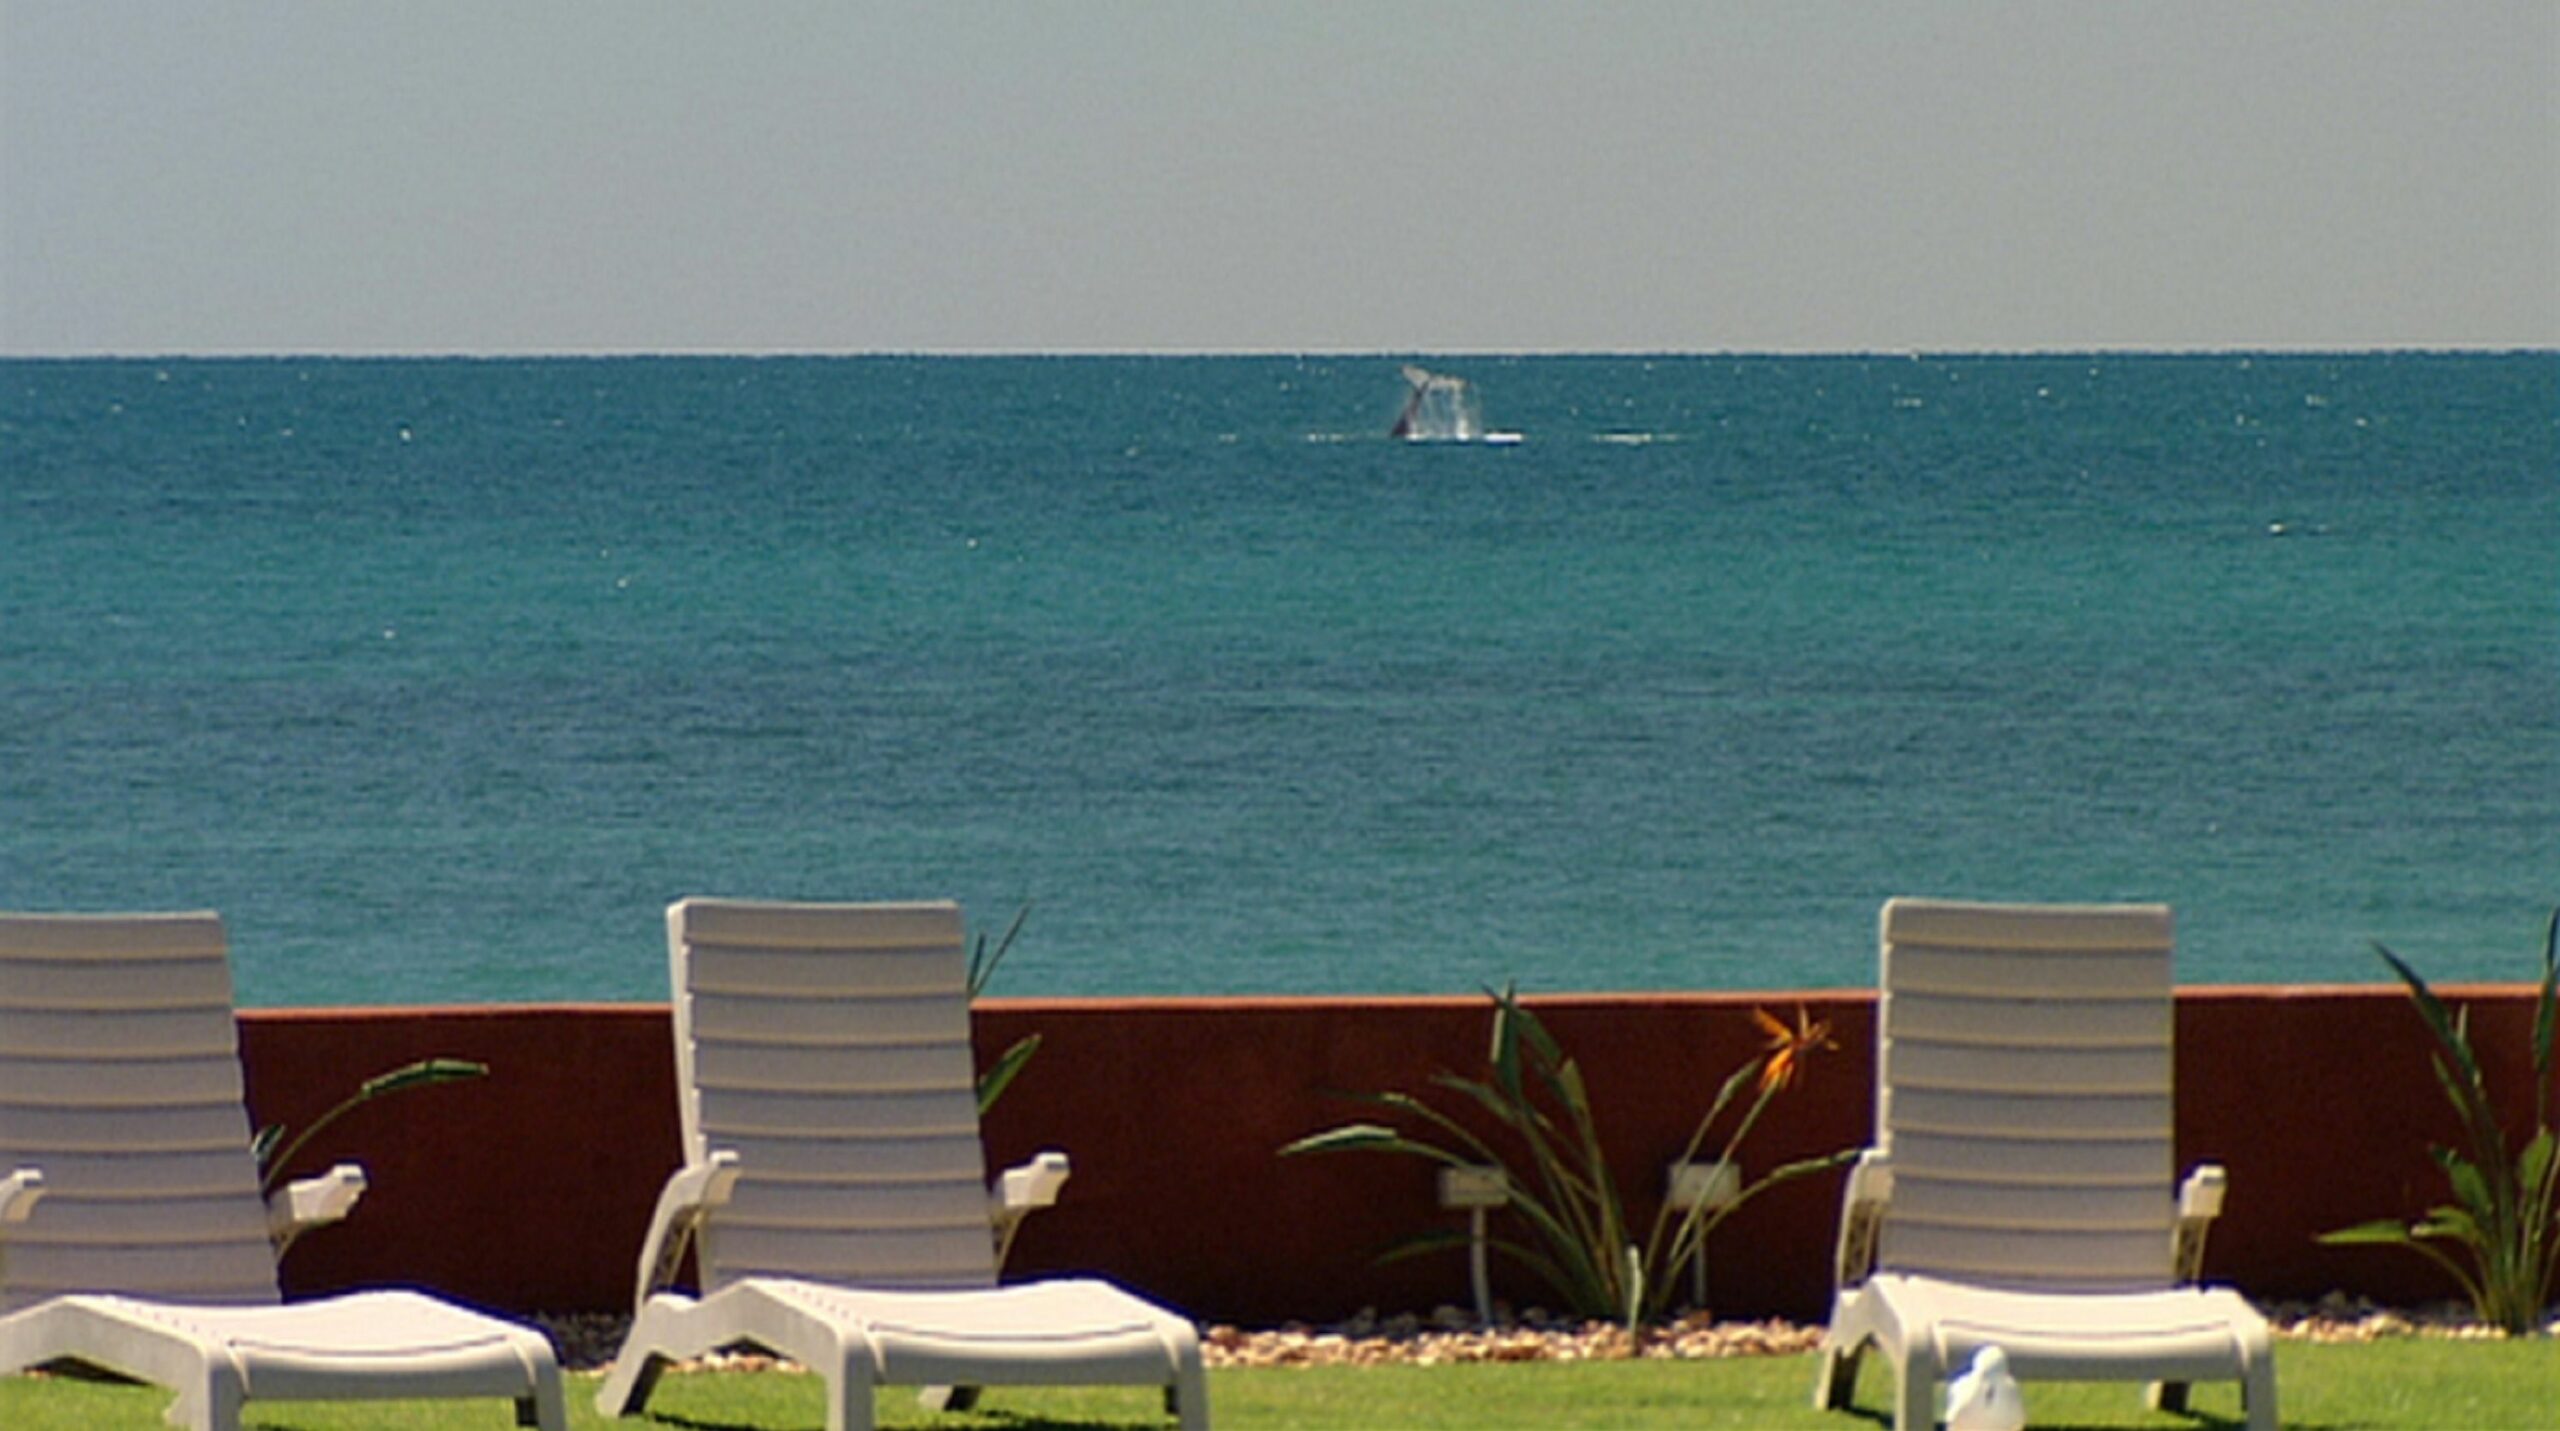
2,354 -> 2553,1006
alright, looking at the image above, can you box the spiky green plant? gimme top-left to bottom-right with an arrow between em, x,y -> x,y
250,1057 -> 487,1259
250,1058 -> 488,1193
2319,907 -> 2559,1334
1283,984 -> 1851,1329
967,902 -> 1041,1116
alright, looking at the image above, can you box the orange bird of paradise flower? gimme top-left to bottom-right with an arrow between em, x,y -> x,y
1752,1004 -> 1836,1093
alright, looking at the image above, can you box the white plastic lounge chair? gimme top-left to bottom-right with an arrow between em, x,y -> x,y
0,910 -> 565,1431
1813,899 -> 2275,1431
598,898 -> 1208,1431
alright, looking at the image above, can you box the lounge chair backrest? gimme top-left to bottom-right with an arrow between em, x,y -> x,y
0,912 -> 281,1314
1874,898 -> 2177,1294
669,898 -> 1000,1295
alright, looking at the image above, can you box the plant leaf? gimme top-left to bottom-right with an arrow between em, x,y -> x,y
966,903 -> 1033,999
1280,1123 -> 1432,1157
1503,989 -> 1569,1076
2412,1204 -> 2484,1246
357,1058 -> 488,1100
1487,983 -> 1527,1101
2518,1128 -> 2557,1215
2439,1155 -> 2497,1222
1479,1235 -> 1591,1310
1641,1058 -> 1773,1269
2376,942 -> 2493,1113
2318,1219 -> 2420,1247
1370,1227 -> 1477,1265
259,1057 -> 489,1196
1426,1071 -> 1595,1213
1382,1081 -> 1513,1169
1753,1147 -> 1864,1188
975,1033 -> 1041,1116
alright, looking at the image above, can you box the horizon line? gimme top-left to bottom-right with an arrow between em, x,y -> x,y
5,344 -> 2556,362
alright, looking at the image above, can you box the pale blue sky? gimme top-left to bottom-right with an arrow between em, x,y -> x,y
4,2 -> 2554,354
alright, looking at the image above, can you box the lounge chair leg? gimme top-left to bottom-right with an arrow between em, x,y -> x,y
1813,1344 -> 1861,1411
825,1346 -> 879,1431
2147,1378 -> 2191,1413
172,1363 -> 246,1431
916,1384 -> 980,1411
1172,1360 -> 1210,1431
2244,1357 -> 2279,1431
1892,1347 -> 1937,1431
519,1358 -> 569,1431
595,1351 -> 666,1419
1894,1371 -> 1933,1431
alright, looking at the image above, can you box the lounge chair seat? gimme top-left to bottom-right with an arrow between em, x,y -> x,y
1812,898 -> 2274,1431
598,898 -> 1207,1431
3,1291 -> 562,1427
619,1276 -> 1203,1393
0,911 -> 565,1431
1822,1275 -> 2273,1409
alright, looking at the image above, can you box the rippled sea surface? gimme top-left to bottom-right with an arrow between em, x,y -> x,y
4,354 -> 2552,1006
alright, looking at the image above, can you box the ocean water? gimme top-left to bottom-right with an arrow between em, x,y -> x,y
2,354 -> 2552,1008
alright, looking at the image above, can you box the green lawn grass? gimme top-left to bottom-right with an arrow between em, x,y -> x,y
5,1340 -> 2555,1429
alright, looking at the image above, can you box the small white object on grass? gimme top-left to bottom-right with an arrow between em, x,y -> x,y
1946,1345 -> 2026,1431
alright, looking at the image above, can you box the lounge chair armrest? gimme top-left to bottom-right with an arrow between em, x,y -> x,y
1833,1149 -> 1894,1287
2179,1163 -> 2227,1220
633,1149 -> 743,1310
993,1150 -> 1072,1220
267,1162 -> 367,1245
2173,1163 -> 2228,1282
987,1151 -> 1071,1272
1,1167 -> 43,1226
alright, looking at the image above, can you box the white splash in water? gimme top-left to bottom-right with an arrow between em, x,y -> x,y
1391,366 -> 1485,442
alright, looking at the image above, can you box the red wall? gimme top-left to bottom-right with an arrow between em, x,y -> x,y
240,986 -> 2548,1326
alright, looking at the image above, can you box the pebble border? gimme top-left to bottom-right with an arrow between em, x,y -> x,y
530,1294 -> 2537,1376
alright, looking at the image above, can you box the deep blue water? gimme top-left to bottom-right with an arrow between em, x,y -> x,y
3,354 -> 2553,1006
